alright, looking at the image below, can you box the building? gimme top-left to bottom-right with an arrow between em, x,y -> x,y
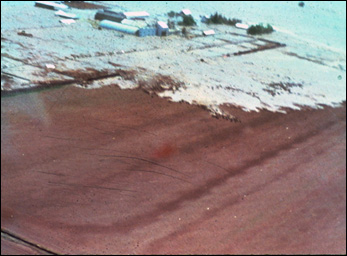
121,19 -> 156,37
95,9 -> 150,23
156,21 -> 169,36
99,20 -> 139,35
203,29 -> 215,36
35,1 -> 69,10
138,27 -> 157,37
55,10 -> 78,19
95,9 -> 125,23
235,23 -> 249,30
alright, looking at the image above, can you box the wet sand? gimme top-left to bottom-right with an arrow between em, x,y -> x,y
1,85 -> 346,254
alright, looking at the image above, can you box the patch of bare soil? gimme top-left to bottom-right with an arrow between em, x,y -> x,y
234,41 -> 285,56
17,31 -> 33,38
263,82 -> 303,96
1,74 -> 15,90
63,1 -> 105,10
284,52 -> 326,66
138,74 -> 184,94
56,68 -> 138,86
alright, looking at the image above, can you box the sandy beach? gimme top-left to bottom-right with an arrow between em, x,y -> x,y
1,1 -> 346,254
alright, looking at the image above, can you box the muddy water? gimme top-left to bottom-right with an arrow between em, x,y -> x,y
1,84 -> 346,254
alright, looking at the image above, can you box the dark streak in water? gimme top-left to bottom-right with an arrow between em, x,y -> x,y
87,116 -> 157,136
42,135 -> 83,141
48,181 -> 137,193
128,169 -> 193,184
37,171 -> 66,177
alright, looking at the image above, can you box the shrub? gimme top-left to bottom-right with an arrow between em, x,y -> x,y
168,11 -> 175,17
206,12 -> 241,26
247,23 -> 274,35
178,14 -> 196,26
167,11 -> 180,17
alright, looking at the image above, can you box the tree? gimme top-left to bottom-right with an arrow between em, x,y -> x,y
247,23 -> 274,35
178,14 -> 196,26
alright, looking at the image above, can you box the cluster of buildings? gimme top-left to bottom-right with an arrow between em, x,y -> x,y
34,2 -> 217,38
95,9 -> 171,37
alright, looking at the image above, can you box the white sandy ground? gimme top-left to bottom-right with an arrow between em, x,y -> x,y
157,47 -> 346,113
1,2 -> 346,117
109,31 -> 346,114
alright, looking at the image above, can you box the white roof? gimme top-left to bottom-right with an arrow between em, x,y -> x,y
181,9 -> 192,15
55,10 -> 78,19
35,1 -> 69,10
235,23 -> 249,30
59,19 -> 76,25
203,30 -> 215,36
157,21 -> 168,29
123,11 -> 150,18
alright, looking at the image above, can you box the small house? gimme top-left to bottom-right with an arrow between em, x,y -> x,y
203,30 -> 215,36
235,23 -> 249,30
156,21 -> 169,36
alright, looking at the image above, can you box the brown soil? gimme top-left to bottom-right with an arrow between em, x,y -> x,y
138,74 -> 184,93
1,85 -> 346,254
63,1 -> 106,10
263,82 -> 304,96
54,68 -> 138,86
16,31 -> 33,38
234,41 -> 285,56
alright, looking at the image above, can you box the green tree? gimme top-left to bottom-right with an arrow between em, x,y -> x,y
247,23 -> 274,35
178,15 -> 196,26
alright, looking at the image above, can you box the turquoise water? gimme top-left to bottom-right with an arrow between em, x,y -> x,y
114,1 -> 346,52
